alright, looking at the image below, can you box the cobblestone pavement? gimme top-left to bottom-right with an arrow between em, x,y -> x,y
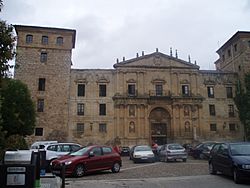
66,156 -> 209,182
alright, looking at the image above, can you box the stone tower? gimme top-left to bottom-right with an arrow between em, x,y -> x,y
215,31 -> 250,87
14,25 -> 76,143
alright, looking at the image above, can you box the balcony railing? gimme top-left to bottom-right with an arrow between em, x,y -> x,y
149,90 -> 171,97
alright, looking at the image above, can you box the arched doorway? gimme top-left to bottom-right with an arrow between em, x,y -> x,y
149,107 -> 170,145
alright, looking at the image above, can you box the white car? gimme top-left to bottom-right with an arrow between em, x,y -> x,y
132,145 -> 155,163
159,143 -> 187,162
44,143 -> 81,162
31,142 -> 82,170
30,140 -> 58,149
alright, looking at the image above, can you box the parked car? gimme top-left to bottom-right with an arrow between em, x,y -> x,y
209,142 -> 250,184
131,145 -> 155,163
190,141 -> 217,159
50,145 -> 122,177
45,143 -> 82,162
31,142 -> 81,170
159,143 -> 187,162
120,146 -> 130,156
129,145 -> 136,160
30,140 -> 58,149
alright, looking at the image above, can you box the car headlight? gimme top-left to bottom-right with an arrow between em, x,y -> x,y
65,161 -> 72,165
242,164 -> 250,169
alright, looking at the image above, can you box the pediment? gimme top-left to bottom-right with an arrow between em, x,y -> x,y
113,52 -> 199,69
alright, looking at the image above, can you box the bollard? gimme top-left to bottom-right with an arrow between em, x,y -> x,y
61,163 -> 65,188
34,151 -> 41,188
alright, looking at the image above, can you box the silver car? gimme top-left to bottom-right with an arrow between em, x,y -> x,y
159,143 -> 187,162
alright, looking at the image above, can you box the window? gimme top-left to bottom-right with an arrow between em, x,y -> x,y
42,36 -> 48,45
40,52 -> 47,62
77,103 -> 84,115
207,86 -> 214,98
182,85 -> 189,96
99,84 -> 106,97
248,40 -> 250,47
222,55 -> 225,61
91,147 -> 102,156
38,78 -> 46,91
229,123 -> 236,131
155,84 -> 163,96
47,145 -> 57,151
228,105 -> 235,117
226,87 -> 233,98
26,34 -> 33,43
102,147 -> 112,154
99,104 -> 106,115
37,99 -> 44,112
128,84 -> 136,96
209,104 -> 216,116
99,123 -> 107,133
234,44 -> 238,52
76,123 -> 84,133
77,84 -> 85,97
56,37 -> 63,45
210,124 -> 217,131
35,128 -> 43,136
227,49 -> 231,57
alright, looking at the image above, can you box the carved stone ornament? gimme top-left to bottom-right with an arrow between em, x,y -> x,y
96,74 -> 110,83
180,79 -> 190,84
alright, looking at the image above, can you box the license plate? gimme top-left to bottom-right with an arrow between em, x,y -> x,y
141,157 -> 148,160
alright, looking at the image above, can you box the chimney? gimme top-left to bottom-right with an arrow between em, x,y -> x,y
123,57 -> 125,61
142,51 -> 144,56
136,53 -> 139,58
116,58 -> 119,63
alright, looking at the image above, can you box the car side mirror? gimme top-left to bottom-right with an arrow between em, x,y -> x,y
89,151 -> 94,157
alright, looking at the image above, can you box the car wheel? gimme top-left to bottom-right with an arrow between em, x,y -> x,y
111,162 -> 121,173
183,158 -> 187,162
209,162 -> 217,175
73,164 -> 85,177
233,168 -> 241,184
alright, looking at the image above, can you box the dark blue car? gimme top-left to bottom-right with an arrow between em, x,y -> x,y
208,142 -> 250,184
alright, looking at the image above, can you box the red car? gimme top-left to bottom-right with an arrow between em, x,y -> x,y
50,145 -> 122,177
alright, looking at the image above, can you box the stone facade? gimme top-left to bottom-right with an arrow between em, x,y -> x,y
14,25 -> 250,146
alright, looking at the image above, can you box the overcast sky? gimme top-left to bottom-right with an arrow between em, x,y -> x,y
1,0 -> 250,70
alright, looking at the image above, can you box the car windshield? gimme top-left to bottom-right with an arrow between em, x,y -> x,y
135,146 -> 151,151
69,146 -> 90,156
168,144 -> 183,150
230,144 -> 250,156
